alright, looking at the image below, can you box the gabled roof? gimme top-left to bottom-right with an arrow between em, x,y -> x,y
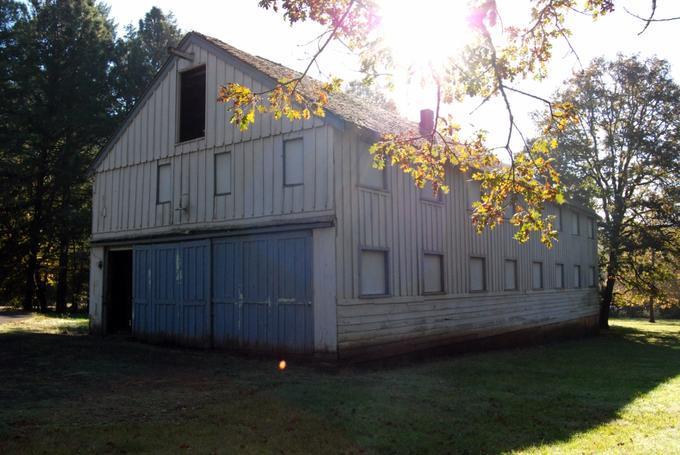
89,31 -> 416,174
194,32 -> 417,136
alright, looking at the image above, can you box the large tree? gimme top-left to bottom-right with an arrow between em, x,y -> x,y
539,56 -> 680,328
0,0 -> 30,305
0,3 -> 181,311
15,0 -> 116,311
0,0 -> 117,311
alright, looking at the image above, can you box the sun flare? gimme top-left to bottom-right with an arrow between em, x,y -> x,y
372,1 -> 475,113
375,0 -> 473,73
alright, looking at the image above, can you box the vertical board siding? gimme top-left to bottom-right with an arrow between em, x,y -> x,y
132,241 -> 210,346
92,41 -> 334,239
334,128 -> 599,353
211,233 -> 313,353
97,36 -> 600,357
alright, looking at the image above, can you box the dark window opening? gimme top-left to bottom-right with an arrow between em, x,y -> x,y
106,250 -> 133,334
179,66 -> 206,142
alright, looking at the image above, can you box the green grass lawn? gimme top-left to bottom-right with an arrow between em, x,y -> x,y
0,315 -> 678,454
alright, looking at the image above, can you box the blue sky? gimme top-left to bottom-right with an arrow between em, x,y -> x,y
107,0 -> 680,149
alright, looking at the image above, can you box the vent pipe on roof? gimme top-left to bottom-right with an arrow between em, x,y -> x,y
419,109 -> 434,136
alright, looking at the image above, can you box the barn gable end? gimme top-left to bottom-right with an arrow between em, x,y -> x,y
91,33 -> 336,239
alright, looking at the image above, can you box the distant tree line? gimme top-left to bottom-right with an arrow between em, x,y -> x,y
0,0 -> 181,312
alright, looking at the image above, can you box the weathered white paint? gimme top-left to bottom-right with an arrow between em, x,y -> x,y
332,127 -> 599,355
91,40 -> 332,241
89,246 -> 105,333
336,289 -> 598,355
91,34 -> 599,356
312,227 -> 337,353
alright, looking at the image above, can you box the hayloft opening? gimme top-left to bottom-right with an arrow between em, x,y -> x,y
178,65 -> 206,142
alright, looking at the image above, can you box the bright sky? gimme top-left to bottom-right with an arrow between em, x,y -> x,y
108,0 -> 680,149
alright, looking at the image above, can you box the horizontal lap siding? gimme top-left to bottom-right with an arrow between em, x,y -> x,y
337,290 -> 598,351
92,41 -> 333,239
334,129 -> 599,353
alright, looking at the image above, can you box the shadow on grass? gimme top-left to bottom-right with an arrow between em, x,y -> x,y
0,321 -> 678,453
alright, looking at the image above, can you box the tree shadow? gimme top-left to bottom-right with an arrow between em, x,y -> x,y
0,321 -> 678,454
275,322 -> 680,453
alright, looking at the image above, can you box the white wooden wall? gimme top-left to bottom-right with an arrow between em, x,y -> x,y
92,42 -> 333,241
91,35 -> 599,356
333,127 -> 600,354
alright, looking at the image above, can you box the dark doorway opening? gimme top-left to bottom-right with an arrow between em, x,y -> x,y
106,250 -> 133,334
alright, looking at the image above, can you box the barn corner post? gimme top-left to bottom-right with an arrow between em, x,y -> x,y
313,226 -> 338,358
89,246 -> 105,334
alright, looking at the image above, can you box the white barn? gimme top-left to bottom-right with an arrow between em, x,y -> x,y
88,32 -> 599,359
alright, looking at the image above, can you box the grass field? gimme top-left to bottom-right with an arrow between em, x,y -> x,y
0,313 -> 678,454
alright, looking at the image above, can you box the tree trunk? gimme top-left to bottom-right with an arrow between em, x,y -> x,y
55,239 -> 69,313
600,257 -> 619,330
22,250 -> 37,311
35,267 -> 48,313
599,228 -> 622,330
600,276 -> 614,329
23,169 -> 46,312
648,250 -> 656,323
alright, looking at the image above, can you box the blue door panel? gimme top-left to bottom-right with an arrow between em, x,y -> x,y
132,240 -> 209,346
132,247 -> 152,336
212,232 -> 314,353
178,242 -> 209,345
133,232 -> 312,353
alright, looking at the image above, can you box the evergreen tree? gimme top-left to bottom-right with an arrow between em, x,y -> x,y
0,0 -> 30,305
0,3 -> 183,311
112,6 -> 182,114
0,0 -> 117,311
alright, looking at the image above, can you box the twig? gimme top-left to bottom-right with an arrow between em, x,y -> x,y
624,3 -> 680,35
249,0 -> 357,98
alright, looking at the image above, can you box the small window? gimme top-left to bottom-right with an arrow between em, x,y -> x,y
588,218 -> 595,239
423,254 -> 444,294
504,202 -> 515,219
178,66 -> 206,142
571,211 -> 580,236
421,181 -> 443,202
504,259 -> 517,290
358,143 -> 386,190
157,163 -> 172,204
360,250 -> 388,296
555,264 -> 564,289
214,152 -> 232,195
588,266 -> 596,287
284,138 -> 304,186
573,265 -> 581,288
532,262 -> 543,289
469,257 -> 486,292
467,180 -> 481,210
557,206 -> 563,232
